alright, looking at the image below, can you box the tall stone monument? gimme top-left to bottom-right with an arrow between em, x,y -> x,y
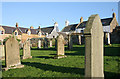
43,38 -> 48,48
68,34 -> 73,50
3,37 -> 24,71
50,39 -> 52,47
84,14 -> 104,78
38,39 -> 41,48
54,34 -> 67,59
0,45 -> 5,60
22,39 -> 32,59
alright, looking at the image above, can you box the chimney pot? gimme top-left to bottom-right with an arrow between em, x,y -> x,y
30,26 -> 34,29
112,12 -> 116,18
80,17 -> 83,23
65,20 -> 69,26
16,22 -> 18,27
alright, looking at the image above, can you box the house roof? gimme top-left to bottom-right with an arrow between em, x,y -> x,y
1,25 -> 43,35
41,26 -> 54,34
77,17 -> 113,29
101,18 -> 113,26
57,32 -> 68,38
62,17 -> 113,32
61,24 -> 78,32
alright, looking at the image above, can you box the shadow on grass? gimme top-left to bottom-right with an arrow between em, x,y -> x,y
65,47 -> 120,56
105,71 -> 120,79
32,56 -> 53,59
22,62 -> 84,75
104,47 -> 120,56
31,48 -> 56,51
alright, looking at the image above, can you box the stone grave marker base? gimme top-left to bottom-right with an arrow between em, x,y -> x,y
54,55 -> 67,59
2,64 -> 24,71
21,56 -> 32,59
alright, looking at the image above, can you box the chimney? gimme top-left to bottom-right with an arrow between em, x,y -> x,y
38,26 -> 41,29
54,22 -> 58,27
30,26 -> 34,29
112,12 -> 116,18
65,20 -> 69,26
80,17 -> 83,23
16,22 -> 18,27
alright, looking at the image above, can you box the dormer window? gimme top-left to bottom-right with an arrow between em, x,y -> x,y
0,30 -> 4,35
81,30 -> 84,33
46,33 -> 48,37
28,31 -> 31,35
15,32 -> 18,36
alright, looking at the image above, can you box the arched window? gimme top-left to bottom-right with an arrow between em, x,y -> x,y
15,32 -> 18,36
0,30 -> 4,35
1,31 -> 4,34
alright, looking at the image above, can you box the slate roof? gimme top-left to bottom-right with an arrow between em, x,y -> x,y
1,25 -> 43,35
77,18 -> 113,29
41,26 -> 54,34
2,26 -> 22,35
101,18 -> 113,26
61,24 -> 78,32
62,17 -> 114,32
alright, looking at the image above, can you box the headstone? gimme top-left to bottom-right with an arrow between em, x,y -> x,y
43,38 -> 48,48
22,39 -> 32,59
50,39 -> 52,47
54,34 -> 67,59
3,37 -> 24,71
55,38 -> 57,50
38,39 -> 41,48
0,45 -> 5,60
68,34 -> 73,50
78,35 -> 81,45
84,14 -> 104,77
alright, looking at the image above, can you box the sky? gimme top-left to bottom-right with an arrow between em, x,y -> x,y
2,2 -> 118,31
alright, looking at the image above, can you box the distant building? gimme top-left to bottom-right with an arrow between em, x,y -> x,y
0,23 -> 45,43
41,22 -> 59,38
61,13 -> 119,44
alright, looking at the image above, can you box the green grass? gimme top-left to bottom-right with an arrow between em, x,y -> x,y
2,44 -> 120,78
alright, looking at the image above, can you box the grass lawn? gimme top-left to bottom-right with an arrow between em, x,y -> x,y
2,44 -> 120,78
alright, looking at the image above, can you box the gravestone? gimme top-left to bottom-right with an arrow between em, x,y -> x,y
54,34 -> 67,59
78,35 -> 81,45
38,39 -> 41,48
43,38 -> 48,48
84,14 -> 104,77
55,38 -> 57,50
50,39 -> 52,47
68,34 -> 73,50
3,37 -> 24,71
0,45 -> 5,60
22,39 -> 32,59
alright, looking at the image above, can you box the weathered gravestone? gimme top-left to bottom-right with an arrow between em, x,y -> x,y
0,45 -> 5,60
3,37 -> 24,71
68,34 -> 73,50
84,14 -> 104,78
54,34 -> 67,59
55,38 -> 57,50
22,39 -> 32,59
43,38 -> 48,48
38,39 -> 41,48
50,39 -> 52,47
